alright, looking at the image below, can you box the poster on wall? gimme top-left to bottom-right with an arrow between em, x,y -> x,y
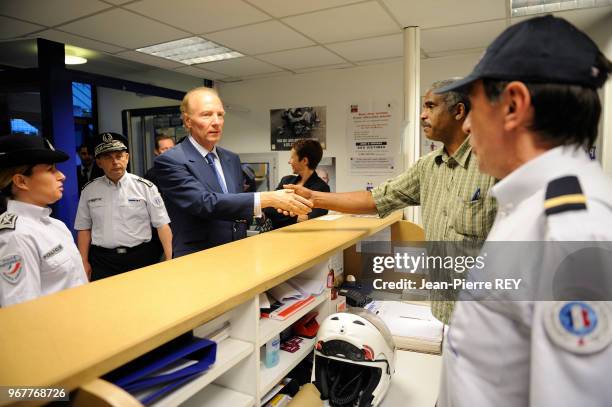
270,106 -> 326,151
347,104 -> 397,175
316,157 -> 336,192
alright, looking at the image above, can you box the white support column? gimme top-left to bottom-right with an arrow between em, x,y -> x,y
403,26 -> 421,223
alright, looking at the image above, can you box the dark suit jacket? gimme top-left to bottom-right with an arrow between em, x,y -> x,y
154,140 -> 254,257
263,172 -> 330,229
76,163 -> 104,192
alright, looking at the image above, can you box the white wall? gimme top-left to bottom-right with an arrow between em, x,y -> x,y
585,14 -> 612,175
96,69 -> 202,134
218,52 -> 480,192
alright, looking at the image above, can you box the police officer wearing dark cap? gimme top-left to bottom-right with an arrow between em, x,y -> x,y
74,132 -> 172,281
436,15 -> 612,407
0,135 -> 88,307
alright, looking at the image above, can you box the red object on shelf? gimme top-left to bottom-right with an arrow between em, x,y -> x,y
293,311 -> 320,338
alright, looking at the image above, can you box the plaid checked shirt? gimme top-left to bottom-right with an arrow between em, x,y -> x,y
371,136 -> 497,323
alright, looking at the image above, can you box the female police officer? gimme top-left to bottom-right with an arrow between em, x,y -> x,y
0,135 -> 87,307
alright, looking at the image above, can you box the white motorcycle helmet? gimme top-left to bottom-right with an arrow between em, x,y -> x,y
312,309 -> 396,406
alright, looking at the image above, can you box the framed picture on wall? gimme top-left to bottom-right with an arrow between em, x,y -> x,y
270,106 -> 326,151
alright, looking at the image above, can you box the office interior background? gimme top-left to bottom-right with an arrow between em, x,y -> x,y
0,0 -> 611,228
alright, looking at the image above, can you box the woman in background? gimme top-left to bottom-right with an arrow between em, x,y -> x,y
264,139 -> 330,229
0,135 -> 87,307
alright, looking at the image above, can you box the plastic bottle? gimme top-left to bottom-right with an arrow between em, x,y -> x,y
264,334 -> 280,368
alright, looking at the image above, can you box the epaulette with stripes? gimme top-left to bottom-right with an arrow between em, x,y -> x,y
0,212 -> 17,231
81,176 -> 103,191
544,175 -> 587,216
137,177 -> 153,188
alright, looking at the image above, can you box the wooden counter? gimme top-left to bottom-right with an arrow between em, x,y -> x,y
0,212 -> 402,395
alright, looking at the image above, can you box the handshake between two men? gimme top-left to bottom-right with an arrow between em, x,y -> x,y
275,184 -> 378,217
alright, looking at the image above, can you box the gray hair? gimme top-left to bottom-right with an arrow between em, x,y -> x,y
430,78 -> 471,114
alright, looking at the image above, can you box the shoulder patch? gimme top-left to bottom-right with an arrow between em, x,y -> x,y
0,254 -> 24,284
544,175 -> 587,216
137,177 -> 153,188
0,212 -> 18,231
544,301 -> 612,355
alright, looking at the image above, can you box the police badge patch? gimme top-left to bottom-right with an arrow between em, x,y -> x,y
0,254 -> 24,284
544,301 -> 612,355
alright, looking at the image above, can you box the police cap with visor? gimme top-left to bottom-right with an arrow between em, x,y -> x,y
94,132 -> 128,158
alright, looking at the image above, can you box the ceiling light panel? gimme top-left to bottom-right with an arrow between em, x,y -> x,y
137,37 -> 243,65
511,0 -> 612,17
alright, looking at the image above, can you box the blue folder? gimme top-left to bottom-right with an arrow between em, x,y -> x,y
106,334 -> 217,405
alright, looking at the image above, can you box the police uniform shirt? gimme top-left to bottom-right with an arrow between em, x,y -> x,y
0,200 -> 88,307
74,172 -> 170,249
438,145 -> 612,407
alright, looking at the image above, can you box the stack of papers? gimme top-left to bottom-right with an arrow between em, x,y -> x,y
365,301 -> 444,354
268,279 -> 326,303
261,278 -> 326,321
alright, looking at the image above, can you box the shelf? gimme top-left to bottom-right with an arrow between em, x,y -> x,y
259,292 -> 329,344
150,338 -> 253,407
181,383 -> 254,407
260,337 -> 315,395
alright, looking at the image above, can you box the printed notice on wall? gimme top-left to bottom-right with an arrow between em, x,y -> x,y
347,104 -> 397,175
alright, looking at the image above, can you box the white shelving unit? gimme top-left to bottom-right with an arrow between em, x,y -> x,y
111,258 -> 335,407
259,337 -> 315,396
259,291 -> 329,344
150,338 -> 253,407
182,383 -> 254,407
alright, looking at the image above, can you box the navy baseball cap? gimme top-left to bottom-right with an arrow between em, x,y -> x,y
0,135 -> 69,168
436,15 -> 610,94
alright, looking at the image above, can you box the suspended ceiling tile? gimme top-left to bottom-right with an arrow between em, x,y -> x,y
194,56 -> 283,77
99,0 -> 134,4
327,34 -> 402,62
382,0 -> 507,28
354,56 -> 403,66
115,50 -> 186,69
174,65 -> 228,80
0,16 -> 45,40
426,47 -> 486,59
257,46 -> 345,70
247,0 -> 363,18
0,0 -> 111,27
205,20 -> 314,55
224,70 -> 293,82
58,8 -> 190,49
31,29 -> 126,53
293,62 -> 353,73
282,2 -> 400,43
421,19 -> 507,54
125,0 -> 270,34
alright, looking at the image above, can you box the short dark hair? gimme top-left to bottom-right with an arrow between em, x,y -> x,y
482,79 -> 601,149
293,139 -> 323,170
430,78 -> 471,115
77,143 -> 90,153
155,134 -> 174,150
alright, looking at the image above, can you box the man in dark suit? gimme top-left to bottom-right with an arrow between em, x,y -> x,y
154,87 -> 312,258
76,143 -> 103,192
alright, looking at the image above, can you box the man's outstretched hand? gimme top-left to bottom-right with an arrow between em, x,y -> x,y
261,189 -> 313,216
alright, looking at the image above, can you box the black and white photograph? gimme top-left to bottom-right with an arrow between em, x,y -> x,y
270,106 -> 326,151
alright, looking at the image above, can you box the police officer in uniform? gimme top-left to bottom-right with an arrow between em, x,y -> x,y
75,132 -> 172,281
435,16 -> 612,406
0,135 -> 87,307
